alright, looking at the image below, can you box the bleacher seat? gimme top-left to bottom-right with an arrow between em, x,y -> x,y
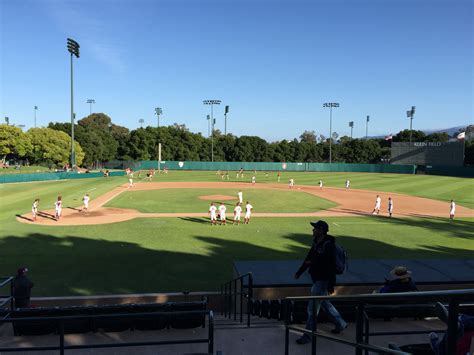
169,301 -> 207,329
91,304 -> 135,332
12,308 -> 58,336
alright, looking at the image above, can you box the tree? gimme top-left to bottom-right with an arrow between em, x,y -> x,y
425,132 -> 449,142
393,129 -> 426,142
300,130 -> 317,144
0,124 -> 32,162
26,128 -> 84,166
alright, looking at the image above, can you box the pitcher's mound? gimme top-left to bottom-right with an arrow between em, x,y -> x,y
199,194 -> 235,201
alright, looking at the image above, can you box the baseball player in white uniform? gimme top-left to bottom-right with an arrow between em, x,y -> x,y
449,200 -> 456,220
233,202 -> 242,225
372,195 -> 381,215
345,179 -> 350,190
55,196 -> 62,220
289,178 -> 294,189
82,194 -> 90,212
238,190 -> 243,204
319,180 -> 323,190
32,199 -> 40,221
388,197 -> 393,217
218,202 -> 227,225
209,202 -> 217,225
251,175 -> 256,185
244,201 -> 253,224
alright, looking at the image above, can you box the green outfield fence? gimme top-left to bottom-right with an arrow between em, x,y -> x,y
104,160 -> 417,174
0,171 -> 125,184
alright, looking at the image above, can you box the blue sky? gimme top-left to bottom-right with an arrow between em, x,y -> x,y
1,0 -> 472,141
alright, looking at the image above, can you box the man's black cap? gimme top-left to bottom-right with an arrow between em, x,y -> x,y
310,220 -> 329,232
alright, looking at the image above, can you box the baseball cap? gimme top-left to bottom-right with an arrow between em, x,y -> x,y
17,267 -> 28,275
310,220 -> 329,232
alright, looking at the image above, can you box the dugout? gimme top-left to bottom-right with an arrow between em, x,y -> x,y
391,142 -> 465,167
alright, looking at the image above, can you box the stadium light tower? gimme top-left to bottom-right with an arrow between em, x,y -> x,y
407,106 -> 416,142
154,107 -> 163,128
203,100 -> 221,162
366,115 -> 370,140
34,106 -> 38,128
4,117 -> 9,125
139,119 -> 145,128
323,102 -> 340,163
86,99 -> 95,115
224,105 -> 230,135
206,115 -> 211,137
67,38 -> 80,167
349,121 -> 354,138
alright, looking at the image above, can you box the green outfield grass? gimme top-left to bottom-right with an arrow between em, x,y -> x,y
105,188 -> 336,213
0,171 -> 473,296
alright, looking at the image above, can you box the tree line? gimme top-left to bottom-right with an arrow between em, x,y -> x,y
1,113 -> 472,167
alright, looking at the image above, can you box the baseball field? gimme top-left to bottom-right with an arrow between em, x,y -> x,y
1,170 -> 473,296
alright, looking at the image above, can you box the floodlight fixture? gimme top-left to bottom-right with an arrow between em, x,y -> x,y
87,99 -> 95,115
203,100 -> 221,162
155,107 -> 163,128
67,38 -> 80,167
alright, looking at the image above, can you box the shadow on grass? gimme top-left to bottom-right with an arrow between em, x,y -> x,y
179,217 -> 209,225
1,222 -> 472,296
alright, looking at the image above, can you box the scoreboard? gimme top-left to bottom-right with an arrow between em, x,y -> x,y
391,142 -> 464,167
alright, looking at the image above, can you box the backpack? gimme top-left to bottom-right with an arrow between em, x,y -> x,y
322,240 -> 348,275
334,244 -> 348,275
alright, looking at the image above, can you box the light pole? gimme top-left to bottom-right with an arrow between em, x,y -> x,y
67,38 -> 80,167
224,105 -> 230,135
349,121 -> 354,138
206,115 -> 211,137
366,115 -> 370,139
154,107 -> 163,128
323,102 -> 339,163
406,106 -> 416,142
203,100 -> 221,162
86,99 -> 95,115
5,117 -> 9,125
34,106 -> 38,128
139,119 -> 144,128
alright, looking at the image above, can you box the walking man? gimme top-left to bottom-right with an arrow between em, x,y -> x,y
294,220 -> 347,344
82,194 -> 90,213
345,179 -> 350,190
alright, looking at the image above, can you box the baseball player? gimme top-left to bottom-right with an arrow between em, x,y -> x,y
218,202 -> 227,225
128,174 -> 133,188
244,201 -> 253,224
388,197 -> 393,217
277,172 -> 281,182
289,178 -> 294,189
238,190 -> 243,204
32,199 -> 40,221
345,179 -> 350,190
449,200 -> 456,220
251,175 -> 256,185
55,196 -> 62,220
209,202 -> 217,225
372,195 -> 381,215
82,193 -> 90,213
233,202 -> 242,225
319,179 -> 323,190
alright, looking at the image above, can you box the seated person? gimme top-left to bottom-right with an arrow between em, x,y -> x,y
377,266 -> 418,293
430,302 -> 474,355
13,267 -> 34,308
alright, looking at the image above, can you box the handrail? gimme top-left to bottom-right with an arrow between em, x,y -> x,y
220,272 -> 253,327
0,276 -> 14,311
284,288 -> 474,355
0,309 -> 214,354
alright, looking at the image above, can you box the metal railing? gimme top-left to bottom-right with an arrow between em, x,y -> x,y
0,309 -> 214,354
284,288 -> 474,355
221,272 -> 253,327
0,276 -> 14,311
